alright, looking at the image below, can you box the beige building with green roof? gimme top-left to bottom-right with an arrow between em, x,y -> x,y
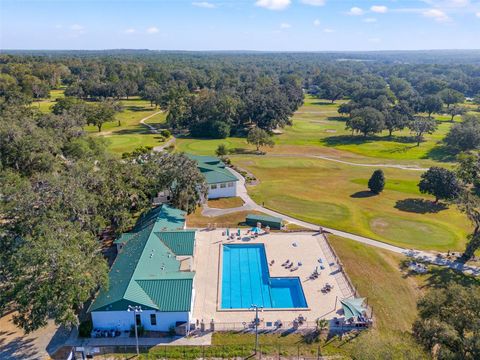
187,154 -> 238,199
88,205 -> 196,333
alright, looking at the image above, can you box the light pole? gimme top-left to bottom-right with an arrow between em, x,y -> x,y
128,305 -> 142,356
250,304 -> 263,354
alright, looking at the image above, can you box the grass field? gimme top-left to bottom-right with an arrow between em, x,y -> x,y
186,209 -> 265,228
85,98 -> 167,154
207,197 -> 244,209
35,90 -> 168,154
176,95 -> 466,168
233,155 -> 470,251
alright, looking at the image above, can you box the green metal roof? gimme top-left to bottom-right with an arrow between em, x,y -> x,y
186,154 -> 238,185
89,205 -> 196,313
155,231 -> 196,256
246,214 -> 283,224
137,279 -> 193,312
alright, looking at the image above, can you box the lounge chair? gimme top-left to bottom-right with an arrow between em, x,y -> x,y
286,263 -> 293,269
290,266 -> 298,272
282,260 -> 290,266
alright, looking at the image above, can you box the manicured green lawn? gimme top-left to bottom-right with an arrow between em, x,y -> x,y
85,97 -> 167,154
232,155 -> 470,251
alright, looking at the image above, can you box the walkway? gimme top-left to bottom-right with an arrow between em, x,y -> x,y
265,153 -> 428,171
202,167 -> 480,277
68,333 -> 212,348
138,110 -> 176,151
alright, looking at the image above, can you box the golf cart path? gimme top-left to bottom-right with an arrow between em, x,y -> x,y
264,153 -> 429,171
203,167 -> 480,277
138,110 -> 177,151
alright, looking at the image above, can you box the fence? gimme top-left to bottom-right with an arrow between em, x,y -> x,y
89,343 -> 345,359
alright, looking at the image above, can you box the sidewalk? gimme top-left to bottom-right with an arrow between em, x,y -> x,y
221,167 -> 480,277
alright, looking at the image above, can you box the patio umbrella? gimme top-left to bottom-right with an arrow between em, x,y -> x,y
250,227 -> 262,234
340,297 -> 366,320
226,228 -> 230,236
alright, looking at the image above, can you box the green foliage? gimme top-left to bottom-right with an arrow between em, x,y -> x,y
160,129 -> 171,138
413,284 -> 480,359
79,320 -> 93,338
215,143 -> 228,157
455,153 -> 480,260
0,102 -> 206,332
368,169 -> 385,194
408,116 -> 438,145
247,127 -> 275,152
346,107 -> 385,137
447,104 -> 467,121
420,95 -> 443,118
439,88 -> 465,108
419,167 -> 460,203
444,114 -> 480,151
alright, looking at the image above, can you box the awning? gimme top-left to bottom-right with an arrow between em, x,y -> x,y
340,297 -> 366,320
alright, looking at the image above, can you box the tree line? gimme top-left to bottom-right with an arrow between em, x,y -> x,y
0,97 -> 207,332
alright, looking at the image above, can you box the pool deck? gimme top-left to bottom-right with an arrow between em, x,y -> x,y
191,229 -> 349,328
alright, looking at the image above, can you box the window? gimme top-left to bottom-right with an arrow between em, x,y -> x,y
150,314 -> 157,326
211,184 -> 217,190
220,183 -> 226,188
135,314 -> 141,326
228,182 -> 234,187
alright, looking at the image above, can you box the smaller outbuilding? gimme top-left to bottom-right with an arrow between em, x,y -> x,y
246,214 -> 283,230
187,154 -> 238,199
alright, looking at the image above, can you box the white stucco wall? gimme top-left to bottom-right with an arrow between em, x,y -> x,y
91,310 -> 190,332
207,181 -> 237,199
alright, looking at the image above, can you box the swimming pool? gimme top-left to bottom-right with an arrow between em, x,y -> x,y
221,244 -> 308,309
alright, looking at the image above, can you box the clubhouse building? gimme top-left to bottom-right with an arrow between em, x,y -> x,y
89,205 -> 196,333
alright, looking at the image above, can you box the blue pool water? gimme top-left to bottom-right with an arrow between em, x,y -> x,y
221,244 -> 308,309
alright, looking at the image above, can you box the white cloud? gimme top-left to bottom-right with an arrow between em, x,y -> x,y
368,37 -> 381,43
300,0 -> 326,6
192,2 -> 216,8
348,7 -> 364,16
323,28 -> 334,33
313,19 -> 321,27
255,0 -> 291,10
423,8 -> 450,22
146,26 -> 160,34
70,24 -> 84,31
124,28 -> 136,34
476,11 -> 480,17
363,17 -> 377,23
280,22 -> 292,28
371,5 -> 388,13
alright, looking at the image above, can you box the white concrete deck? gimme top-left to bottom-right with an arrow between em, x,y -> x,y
192,229 -> 347,328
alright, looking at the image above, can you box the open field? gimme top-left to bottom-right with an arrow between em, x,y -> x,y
176,95 -> 473,168
207,197 -> 244,209
34,90 -> 168,154
85,98 -> 167,154
186,208 -> 265,228
233,155 -> 470,251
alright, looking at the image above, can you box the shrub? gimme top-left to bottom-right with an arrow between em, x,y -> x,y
368,169 -> 385,194
160,129 -> 171,138
79,319 -> 93,337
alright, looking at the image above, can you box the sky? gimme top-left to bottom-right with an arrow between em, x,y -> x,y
1,0 -> 480,51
